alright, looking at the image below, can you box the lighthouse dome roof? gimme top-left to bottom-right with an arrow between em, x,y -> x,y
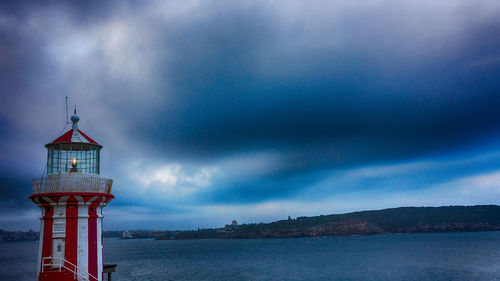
50,114 -> 99,145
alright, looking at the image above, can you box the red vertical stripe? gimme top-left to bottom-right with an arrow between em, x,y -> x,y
88,203 -> 98,280
65,198 -> 78,268
40,206 -> 53,270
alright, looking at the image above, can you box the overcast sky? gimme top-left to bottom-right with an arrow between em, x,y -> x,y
1,0 -> 500,231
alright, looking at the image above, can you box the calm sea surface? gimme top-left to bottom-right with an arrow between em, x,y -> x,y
1,232 -> 499,281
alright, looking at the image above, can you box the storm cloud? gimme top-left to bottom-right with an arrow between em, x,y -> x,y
1,0 -> 500,230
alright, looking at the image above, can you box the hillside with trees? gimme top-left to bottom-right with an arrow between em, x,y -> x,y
154,205 -> 500,239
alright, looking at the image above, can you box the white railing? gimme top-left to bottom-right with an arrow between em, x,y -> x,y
32,173 -> 113,194
41,256 -> 98,281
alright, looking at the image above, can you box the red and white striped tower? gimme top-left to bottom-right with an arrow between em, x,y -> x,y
30,112 -> 114,281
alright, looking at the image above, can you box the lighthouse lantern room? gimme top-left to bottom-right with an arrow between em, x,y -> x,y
30,111 -> 114,281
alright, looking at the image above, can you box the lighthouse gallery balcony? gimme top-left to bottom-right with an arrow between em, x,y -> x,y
32,173 -> 113,194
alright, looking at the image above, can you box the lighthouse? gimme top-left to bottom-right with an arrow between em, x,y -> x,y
30,111 -> 114,281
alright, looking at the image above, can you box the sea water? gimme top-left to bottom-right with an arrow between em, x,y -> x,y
1,232 -> 499,281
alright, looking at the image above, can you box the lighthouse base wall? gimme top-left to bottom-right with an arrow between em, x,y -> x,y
31,193 -> 113,281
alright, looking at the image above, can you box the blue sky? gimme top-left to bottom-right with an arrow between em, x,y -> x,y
0,0 -> 499,230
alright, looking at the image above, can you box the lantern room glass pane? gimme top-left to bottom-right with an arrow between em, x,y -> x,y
46,143 -> 101,175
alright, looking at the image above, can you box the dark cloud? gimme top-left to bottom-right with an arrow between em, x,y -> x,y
128,1 -> 500,174
1,0 -> 500,229
0,175 -> 32,204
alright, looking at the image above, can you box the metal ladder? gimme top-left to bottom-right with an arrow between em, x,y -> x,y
41,257 -> 99,281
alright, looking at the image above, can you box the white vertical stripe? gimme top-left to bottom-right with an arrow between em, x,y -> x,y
52,205 -> 66,218
77,205 -> 89,281
52,205 -> 66,239
36,209 -> 45,277
97,206 -> 103,281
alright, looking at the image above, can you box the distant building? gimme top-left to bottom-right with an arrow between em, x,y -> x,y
232,220 -> 238,227
121,230 -> 133,239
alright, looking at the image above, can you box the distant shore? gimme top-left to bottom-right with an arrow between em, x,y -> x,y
0,229 -> 39,242
4,205 -> 499,242
106,205 -> 500,240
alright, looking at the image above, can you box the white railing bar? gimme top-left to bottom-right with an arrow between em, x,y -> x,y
32,174 -> 113,194
42,257 -> 98,281
41,257 -> 99,281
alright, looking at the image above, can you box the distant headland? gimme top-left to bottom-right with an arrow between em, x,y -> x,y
105,205 -> 500,240
3,205 -> 499,242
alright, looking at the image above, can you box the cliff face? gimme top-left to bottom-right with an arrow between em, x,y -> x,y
254,221 -> 500,238
311,220 -> 385,236
155,205 -> 500,240
260,220 -> 385,238
395,222 -> 499,233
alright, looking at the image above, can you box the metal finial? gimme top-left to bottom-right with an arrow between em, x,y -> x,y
71,105 -> 79,129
